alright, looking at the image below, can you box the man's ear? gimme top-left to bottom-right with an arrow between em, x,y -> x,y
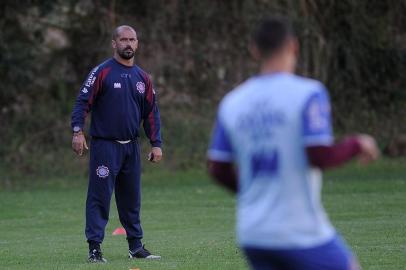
249,42 -> 261,61
134,39 -> 139,50
287,38 -> 299,57
111,39 -> 116,49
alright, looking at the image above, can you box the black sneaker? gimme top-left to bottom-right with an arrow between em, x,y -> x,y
88,248 -> 107,263
128,245 -> 161,260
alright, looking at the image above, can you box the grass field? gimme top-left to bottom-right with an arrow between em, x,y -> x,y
0,159 -> 405,270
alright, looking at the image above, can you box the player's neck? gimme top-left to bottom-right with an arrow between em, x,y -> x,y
114,55 -> 134,67
260,56 -> 295,75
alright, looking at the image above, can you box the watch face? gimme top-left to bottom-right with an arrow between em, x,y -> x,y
73,126 -> 81,132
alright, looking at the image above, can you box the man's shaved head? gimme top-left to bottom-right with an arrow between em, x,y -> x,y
112,25 -> 137,41
111,25 -> 138,61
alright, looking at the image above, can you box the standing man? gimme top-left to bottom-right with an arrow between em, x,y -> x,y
71,25 -> 162,263
208,17 -> 379,270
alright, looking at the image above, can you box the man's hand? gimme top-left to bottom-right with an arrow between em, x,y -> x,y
72,132 -> 89,156
356,134 -> 380,165
148,147 -> 162,163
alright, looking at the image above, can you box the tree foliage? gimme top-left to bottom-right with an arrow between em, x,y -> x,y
0,0 -> 405,179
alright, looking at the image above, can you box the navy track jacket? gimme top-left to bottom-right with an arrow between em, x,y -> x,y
71,58 -> 162,147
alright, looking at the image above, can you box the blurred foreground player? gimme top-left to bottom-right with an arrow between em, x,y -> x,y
207,17 -> 379,270
71,25 -> 162,263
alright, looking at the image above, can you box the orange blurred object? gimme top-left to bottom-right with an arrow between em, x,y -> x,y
112,227 -> 126,235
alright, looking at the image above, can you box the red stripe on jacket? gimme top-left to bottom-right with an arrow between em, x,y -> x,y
142,72 -> 157,142
84,67 -> 111,119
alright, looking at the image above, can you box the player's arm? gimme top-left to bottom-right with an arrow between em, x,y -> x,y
70,66 -> 103,156
303,87 -> 379,169
207,116 -> 237,193
207,161 -> 238,193
306,137 -> 360,169
142,74 -> 162,162
307,135 -> 380,169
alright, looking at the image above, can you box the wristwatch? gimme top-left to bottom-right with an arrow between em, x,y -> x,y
73,126 -> 82,133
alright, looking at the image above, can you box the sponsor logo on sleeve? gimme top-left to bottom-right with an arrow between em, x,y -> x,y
85,67 -> 99,87
81,87 -> 88,94
308,101 -> 326,130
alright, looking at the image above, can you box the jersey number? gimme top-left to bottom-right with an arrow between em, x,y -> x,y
250,149 -> 279,178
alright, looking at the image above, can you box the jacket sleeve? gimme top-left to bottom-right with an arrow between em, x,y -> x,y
306,136 -> 361,170
142,74 -> 162,147
70,66 -> 107,132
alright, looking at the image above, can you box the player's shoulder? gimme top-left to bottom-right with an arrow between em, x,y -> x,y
216,78 -> 259,120
219,79 -> 252,109
290,74 -> 326,92
219,73 -> 293,107
286,75 -> 331,110
89,58 -> 114,74
133,65 -> 152,83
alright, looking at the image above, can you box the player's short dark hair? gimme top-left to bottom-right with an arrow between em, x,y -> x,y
252,16 -> 295,57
